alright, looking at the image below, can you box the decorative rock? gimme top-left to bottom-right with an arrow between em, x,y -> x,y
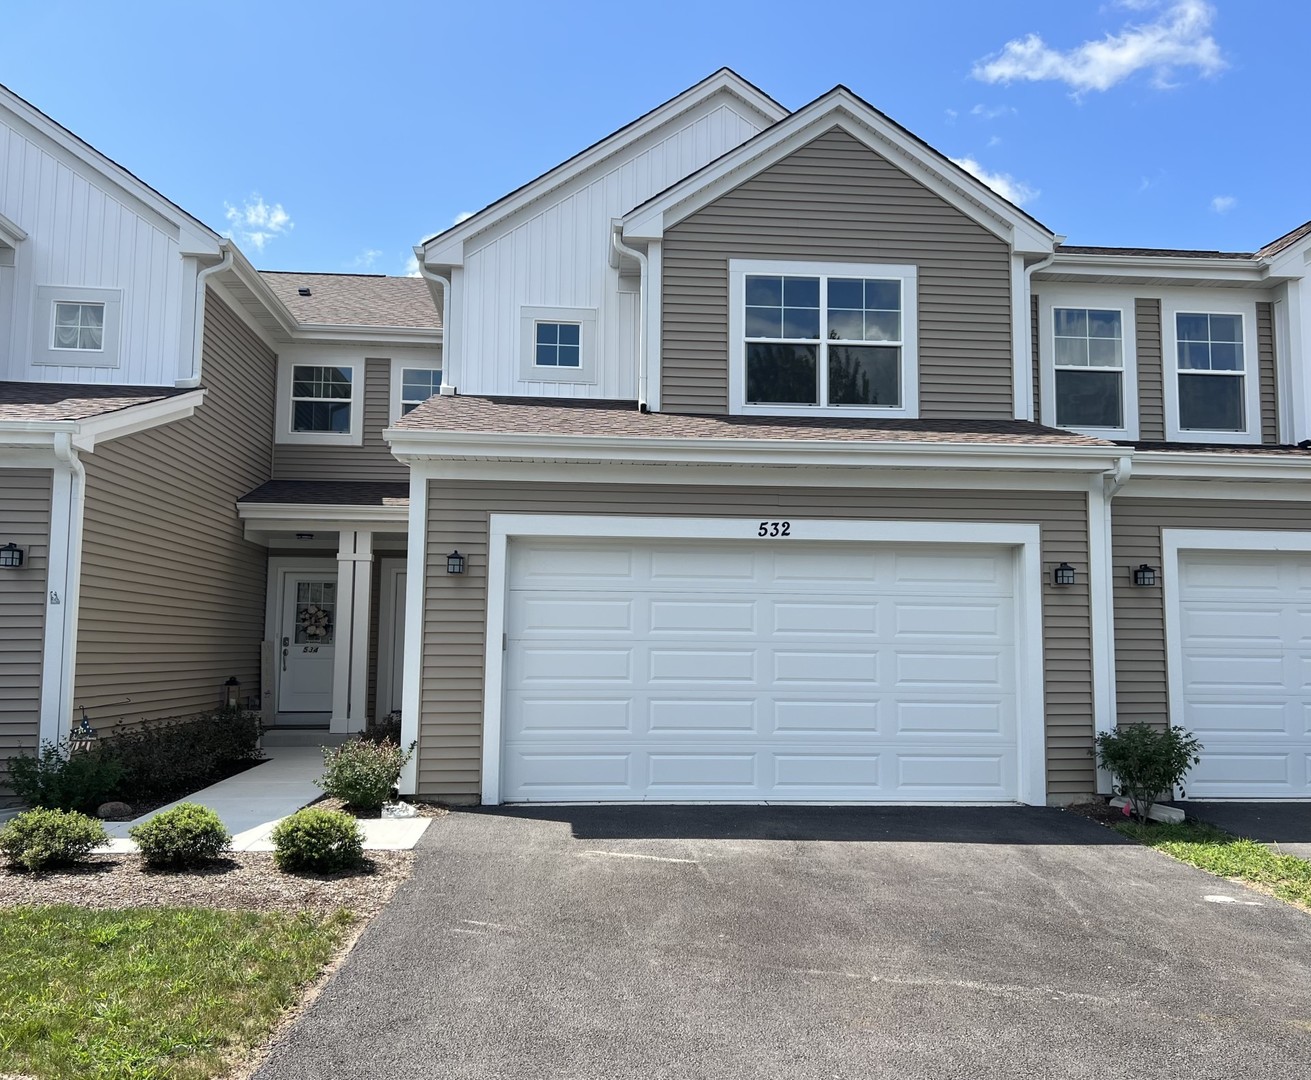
381,801 -> 418,819
96,801 -> 135,820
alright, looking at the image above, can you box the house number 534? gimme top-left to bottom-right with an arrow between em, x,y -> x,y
757,521 -> 791,537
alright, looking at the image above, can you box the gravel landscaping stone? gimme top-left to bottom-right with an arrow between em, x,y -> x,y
0,850 -> 412,915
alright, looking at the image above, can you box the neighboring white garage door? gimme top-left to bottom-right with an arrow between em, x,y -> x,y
500,539 -> 1021,802
1176,551 -> 1311,798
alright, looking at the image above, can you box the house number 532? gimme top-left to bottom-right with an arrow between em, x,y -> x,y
757,521 -> 791,537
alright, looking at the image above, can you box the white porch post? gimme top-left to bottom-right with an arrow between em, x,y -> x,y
331,529 -> 373,734
38,436 -> 85,746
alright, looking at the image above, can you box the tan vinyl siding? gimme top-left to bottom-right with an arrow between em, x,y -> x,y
661,127 -> 1013,418
1135,299 -> 1165,442
1112,498 -> 1311,728
74,292 -> 275,728
273,357 -> 404,481
420,481 -> 1093,802
1031,294 -> 1041,421
1258,301 -> 1278,444
1,470 -> 52,765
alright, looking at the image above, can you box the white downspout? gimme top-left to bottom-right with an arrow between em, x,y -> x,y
52,431 -> 86,742
1021,252 -> 1057,422
1092,454 -> 1132,793
612,225 -> 649,411
178,245 -> 234,387
413,247 -> 453,394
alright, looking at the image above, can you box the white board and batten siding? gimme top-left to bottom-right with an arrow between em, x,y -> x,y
500,539 -> 1023,803
0,100 -> 217,385
454,98 -> 771,399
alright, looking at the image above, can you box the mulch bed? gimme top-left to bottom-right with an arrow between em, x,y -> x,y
0,851 -> 413,915
1064,798 -> 1132,827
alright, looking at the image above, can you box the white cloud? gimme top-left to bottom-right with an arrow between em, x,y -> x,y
350,248 -> 383,270
944,108 -> 959,123
950,156 -> 1040,207
972,0 -> 1226,95
453,210 -> 474,225
1210,194 -> 1237,213
222,194 -> 293,251
971,103 -> 1016,120
987,134 -> 1003,148
403,253 -> 421,278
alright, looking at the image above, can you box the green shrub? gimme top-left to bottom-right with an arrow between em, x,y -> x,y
0,807 -> 109,871
317,738 -> 414,812
360,713 -> 402,746
8,741 -> 124,814
1095,723 -> 1203,823
271,808 -> 364,873
128,803 -> 231,868
100,708 -> 263,801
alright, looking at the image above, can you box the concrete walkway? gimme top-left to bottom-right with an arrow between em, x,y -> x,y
103,744 -> 429,852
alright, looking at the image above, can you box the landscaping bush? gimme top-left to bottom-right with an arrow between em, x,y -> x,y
128,803 -> 231,868
360,712 -> 402,746
271,808 -> 364,873
0,807 -> 108,871
99,707 -> 263,801
1095,723 -> 1203,824
317,738 -> 414,812
8,740 -> 124,814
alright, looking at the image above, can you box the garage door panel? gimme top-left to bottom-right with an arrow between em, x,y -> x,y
772,649 -> 880,685
517,647 -> 634,683
1182,605 -> 1283,645
649,548 -> 758,583
1181,653 -> 1286,690
648,699 -> 759,734
773,753 -> 881,791
517,546 -> 635,583
514,697 -> 635,734
649,647 -> 757,683
897,754 -> 1008,794
649,599 -> 757,634
895,651 -> 1007,688
895,701 -> 1006,735
1189,752 -> 1293,792
1184,701 -> 1293,737
771,548 -> 881,584
772,699 -> 881,734
1183,557 -> 1282,593
893,552 -> 1008,588
648,753 -> 758,790
772,601 -> 879,636
516,596 -> 635,634
895,602 -> 1007,640
508,752 -> 634,794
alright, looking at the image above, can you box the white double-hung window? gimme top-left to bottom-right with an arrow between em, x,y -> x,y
1039,288 -> 1137,439
728,260 -> 918,417
1162,294 -> 1259,444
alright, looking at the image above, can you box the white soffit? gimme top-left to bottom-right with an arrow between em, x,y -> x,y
621,88 -> 1054,255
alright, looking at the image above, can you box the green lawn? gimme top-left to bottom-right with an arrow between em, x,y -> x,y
1118,820 -> 1311,909
0,905 -> 355,1080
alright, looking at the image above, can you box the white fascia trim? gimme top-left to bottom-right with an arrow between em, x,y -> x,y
423,71 -> 789,267
1161,528 -> 1311,733
1123,477 -> 1311,502
386,429 -> 1129,473
71,390 -> 206,450
623,92 -> 1053,254
1043,254 -> 1267,284
479,514 -> 1048,807
398,474 -> 428,794
293,325 -> 443,346
0,211 -> 27,245
1128,451 -> 1311,483
236,502 -> 409,524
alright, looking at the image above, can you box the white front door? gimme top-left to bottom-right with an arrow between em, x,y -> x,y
500,538 -> 1020,802
1176,551 -> 1311,798
279,573 -> 338,714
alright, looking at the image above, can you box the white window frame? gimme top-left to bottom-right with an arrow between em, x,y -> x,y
33,285 -> 123,369
519,306 -> 598,385
389,358 -> 444,423
1037,287 -> 1138,439
276,357 -> 364,446
728,259 -> 919,418
1161,292 -> 1260,445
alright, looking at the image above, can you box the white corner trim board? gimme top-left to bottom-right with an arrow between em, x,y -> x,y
397,474 -> 429,795
478,514 -> 1047,807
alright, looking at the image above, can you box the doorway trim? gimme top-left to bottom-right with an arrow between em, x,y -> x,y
375,557 -> 407,721
265,556 -> 338,722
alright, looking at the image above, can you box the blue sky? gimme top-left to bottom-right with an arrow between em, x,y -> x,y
4,1 -> 1306,273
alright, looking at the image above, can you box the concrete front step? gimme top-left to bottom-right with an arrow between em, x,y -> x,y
261,728 -> 350,747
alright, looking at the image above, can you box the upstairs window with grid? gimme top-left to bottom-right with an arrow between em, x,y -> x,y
1176,312 -> 1246,432
291,365 -> 353,433
52,302 -> 105,351
533,322 -> 582,368
1053,307 -> 1124,429
400,368 -> 442,415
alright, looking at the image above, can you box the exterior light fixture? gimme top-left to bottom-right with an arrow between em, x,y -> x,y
1052,562 -> 1076,587
224,676 -> 241,709
0,542 -> 23,569
446,549 -> 466,575
295,533 -> 314,541
1133,564 -> 1158,587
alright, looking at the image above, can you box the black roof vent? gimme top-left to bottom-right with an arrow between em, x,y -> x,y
297,287 -> 311,297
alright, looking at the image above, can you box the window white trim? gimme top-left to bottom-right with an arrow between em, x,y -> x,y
728,259 -> 919,418
1161,292 -> 1260,445
389,357 -> 444,423
276,357 -> 364,446
1038,286 -> 1138,440
33,285 -> 122,369
478,514 -> 1045,806
518,306 -> 598,385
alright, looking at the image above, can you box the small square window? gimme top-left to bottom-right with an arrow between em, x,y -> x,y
400,368 -> 442,415
52,302 -> 105,351
291,365 -> 353,433
534,322 -> 582,368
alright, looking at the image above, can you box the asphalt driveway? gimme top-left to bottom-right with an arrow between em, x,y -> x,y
256,806 -> 1311,1080
1185,801 -> 1311,858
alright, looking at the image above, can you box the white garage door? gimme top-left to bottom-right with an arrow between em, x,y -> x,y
500,539 -> 1021,802
1177,551 -> 1311,798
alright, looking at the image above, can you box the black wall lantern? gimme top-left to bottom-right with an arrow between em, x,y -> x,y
1133,564 -> 1158,587
0,542 -> 23,569
1052,562 -> 1076,587
446,549 -> 466,575
224,676 -> 241,709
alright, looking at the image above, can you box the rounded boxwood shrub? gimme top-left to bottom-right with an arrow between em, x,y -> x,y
271,808 -> 364,873
0,807 -> 109,871
129,802 -> 231,868
317,738 -> 414,813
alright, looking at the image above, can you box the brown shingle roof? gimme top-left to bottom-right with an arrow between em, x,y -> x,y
1257,219 -> 1311,260
395,395 -> 1113,447
259,272 -> 441,330
1124,440 -> 1311,457
238,480 -> 409,507
0,382 -> 189,422
1055,244 -> 1255,260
